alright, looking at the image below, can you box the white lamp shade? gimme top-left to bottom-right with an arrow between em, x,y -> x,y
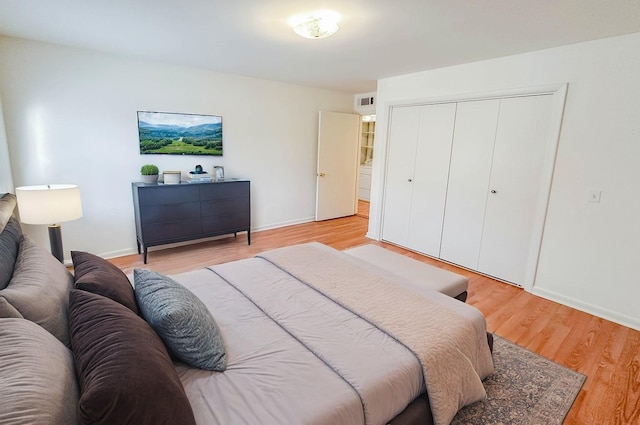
15,184 -> 83,225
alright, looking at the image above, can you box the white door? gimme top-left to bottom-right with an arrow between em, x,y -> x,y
382,103 -> 457,253
478,94 -> 554,285
439,99 -> 500,269
381,106 -> 421,246
406,103 -> 457,257
315,111 -> 360,221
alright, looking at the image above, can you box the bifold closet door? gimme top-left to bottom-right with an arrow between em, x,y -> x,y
382,106 -> 421,247
439,99 -> 500,269
478,94 -> 553,285
382,103 -> 456,255
384,93 -> 556,287
406,103 -> 457,257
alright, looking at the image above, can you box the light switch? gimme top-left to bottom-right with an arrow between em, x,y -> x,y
588,189 -> 602,203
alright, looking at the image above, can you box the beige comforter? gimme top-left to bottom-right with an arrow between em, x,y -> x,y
177,255 -> 424,425
258,243 -> 494,425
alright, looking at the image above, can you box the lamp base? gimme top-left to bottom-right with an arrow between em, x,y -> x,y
48,225 -> 64,263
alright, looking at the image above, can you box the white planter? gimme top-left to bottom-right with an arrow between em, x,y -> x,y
141,174 -> 158,184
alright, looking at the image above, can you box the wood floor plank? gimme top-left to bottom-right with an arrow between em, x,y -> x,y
576,320 -> 627,424
610,331 -> 640,425
108,214 -> 640,424
527,303 -> 573,358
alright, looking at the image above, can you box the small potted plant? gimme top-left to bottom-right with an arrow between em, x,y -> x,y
140,164 -> 159,184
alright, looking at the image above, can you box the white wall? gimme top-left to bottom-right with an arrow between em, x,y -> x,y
0,97 -> 13,193
0,36 -> 353,260
370,32 -> 640,330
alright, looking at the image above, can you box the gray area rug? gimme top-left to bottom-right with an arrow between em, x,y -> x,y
451,335 -> 586,425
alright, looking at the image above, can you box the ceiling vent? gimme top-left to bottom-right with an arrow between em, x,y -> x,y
354,92 -> 376,114
360,96 -> 374,106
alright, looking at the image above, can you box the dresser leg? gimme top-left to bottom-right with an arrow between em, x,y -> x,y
143,247 -> 148,264
247,229 -> 251,245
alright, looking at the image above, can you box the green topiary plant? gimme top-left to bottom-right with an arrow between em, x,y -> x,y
140,164 -> 160,184
140,164 -> 159,175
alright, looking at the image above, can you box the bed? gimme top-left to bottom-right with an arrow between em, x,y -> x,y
0,192 -> 494,425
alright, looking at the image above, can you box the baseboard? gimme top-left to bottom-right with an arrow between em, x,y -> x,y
100,247 -> 139,260
252,216 -> 315,232
365,231 -> 379,240
532,286 -> 640,331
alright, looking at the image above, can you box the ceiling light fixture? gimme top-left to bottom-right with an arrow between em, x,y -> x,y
289,10 -> 340,39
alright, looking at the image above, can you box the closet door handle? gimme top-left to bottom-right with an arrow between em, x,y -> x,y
490,189 -> 497,194
408,178 -> 413,182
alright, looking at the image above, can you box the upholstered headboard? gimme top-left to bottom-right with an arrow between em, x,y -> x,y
0,194 -> 20,291
0,193 -> 17,234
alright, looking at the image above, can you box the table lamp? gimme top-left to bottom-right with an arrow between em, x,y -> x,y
15,184 -> 83,263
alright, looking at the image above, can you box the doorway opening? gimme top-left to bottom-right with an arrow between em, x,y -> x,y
356,114 -> 375,219
356,199 -> 370,219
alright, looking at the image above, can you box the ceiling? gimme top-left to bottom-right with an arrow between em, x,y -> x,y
0,0 -> 639,94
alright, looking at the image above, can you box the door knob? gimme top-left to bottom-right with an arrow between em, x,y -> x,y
408,179 -> 413,182
490,189 -> 497,194
318,172 -> 326,177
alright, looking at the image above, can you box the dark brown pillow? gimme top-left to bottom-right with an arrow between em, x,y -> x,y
71,251 -> 139,314
68,289 -> 196,425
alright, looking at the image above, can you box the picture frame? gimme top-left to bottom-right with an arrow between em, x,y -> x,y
138,111 -> 223,156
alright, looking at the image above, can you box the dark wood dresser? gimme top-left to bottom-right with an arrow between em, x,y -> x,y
132,180 -> 250,263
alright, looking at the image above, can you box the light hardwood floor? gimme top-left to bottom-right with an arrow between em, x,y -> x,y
111,214 -> 640,425
356,199 -> 370,218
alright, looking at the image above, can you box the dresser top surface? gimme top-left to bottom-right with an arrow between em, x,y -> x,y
133,178 -> 249,188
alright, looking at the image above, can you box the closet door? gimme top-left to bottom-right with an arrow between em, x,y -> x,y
439,99 -> 500,269
382,106 -> 421,246
407,103 -> 457,257
478,95 -> 553,285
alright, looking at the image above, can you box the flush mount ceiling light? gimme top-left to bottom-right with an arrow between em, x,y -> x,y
289,10 -> 340,39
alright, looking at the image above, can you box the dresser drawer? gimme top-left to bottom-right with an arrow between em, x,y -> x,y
138,185 -> 200,206
202,213 -> 250,233
201,197 -> 250,218
199,181 -> 249,201
140,202 -> 200,224
141,218 -> 201,243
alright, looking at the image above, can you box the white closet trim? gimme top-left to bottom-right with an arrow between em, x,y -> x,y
382,83 -> 568,109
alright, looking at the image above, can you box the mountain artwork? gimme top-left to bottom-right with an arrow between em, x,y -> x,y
138,111 -> 223,156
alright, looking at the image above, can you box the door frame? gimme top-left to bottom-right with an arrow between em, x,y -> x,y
374,83 -> 568,292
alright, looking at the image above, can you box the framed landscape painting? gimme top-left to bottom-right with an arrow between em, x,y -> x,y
138,111 -> 223,156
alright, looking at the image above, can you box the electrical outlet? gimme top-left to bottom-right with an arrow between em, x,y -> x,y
588,189 -> 602,203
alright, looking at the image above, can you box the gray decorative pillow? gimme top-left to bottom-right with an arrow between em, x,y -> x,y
0,296 -> 23,318
134,268 -> 226,371
0,217 -> 22,290
0,236 -> 74,346
0,318 -> 79,424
